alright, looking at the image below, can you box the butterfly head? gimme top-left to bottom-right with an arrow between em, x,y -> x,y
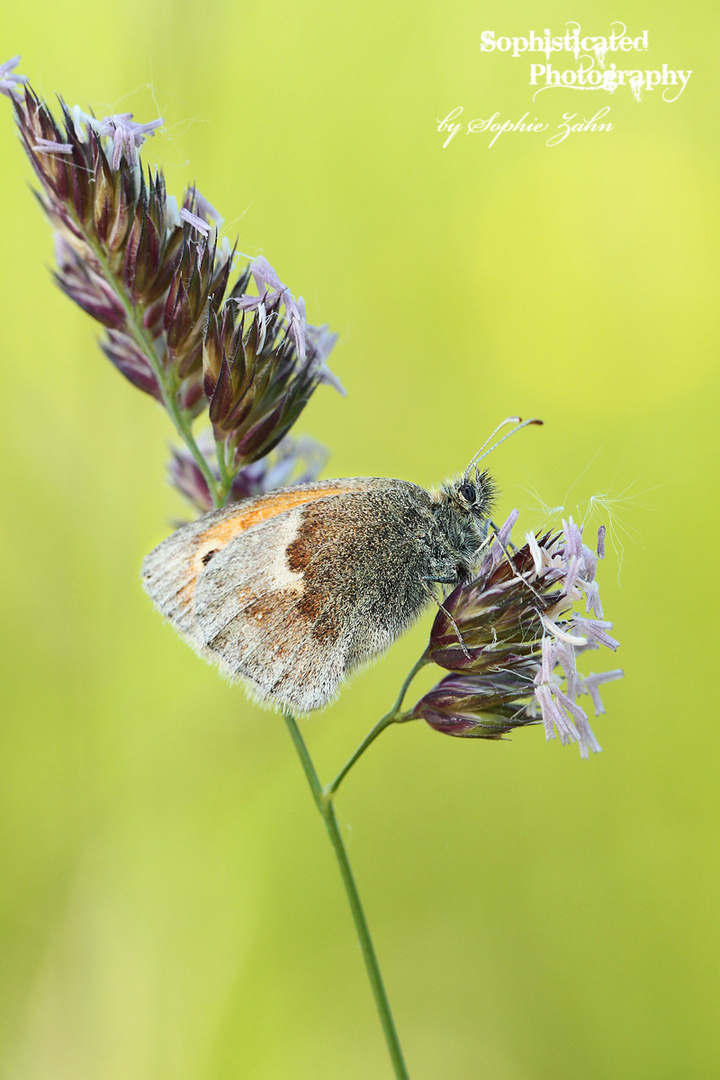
441,468 -> 496,522
429,468 -> 497,584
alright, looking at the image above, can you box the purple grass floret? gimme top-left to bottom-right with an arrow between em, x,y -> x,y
597,525 -> 606,559
411,669 -> 541,739
580,670 -> 624,715
96,113 -> 164,170
179,207 -> 211,236
34,136 -> 73,154
0,56 -> 27,100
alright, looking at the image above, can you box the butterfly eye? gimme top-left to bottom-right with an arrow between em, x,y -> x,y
458,481 -> 476,505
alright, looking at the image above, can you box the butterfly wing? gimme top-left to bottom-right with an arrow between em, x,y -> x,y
142,478 -> 433,711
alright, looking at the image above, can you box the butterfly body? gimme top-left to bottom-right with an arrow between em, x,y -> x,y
142,472 -> 494,712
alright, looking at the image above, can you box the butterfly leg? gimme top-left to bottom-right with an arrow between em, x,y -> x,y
420,577 -> 471,659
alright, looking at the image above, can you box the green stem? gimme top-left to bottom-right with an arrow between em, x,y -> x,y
283,713 -> 411,1080
215,436 -> 235,504
86,237 -> 223,508
325,655 -> 428,798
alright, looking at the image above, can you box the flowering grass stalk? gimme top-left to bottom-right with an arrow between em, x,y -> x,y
8,60 -> 340,511
9,59 -> 622,1080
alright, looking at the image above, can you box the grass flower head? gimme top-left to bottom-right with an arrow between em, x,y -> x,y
414,513 -> 623,756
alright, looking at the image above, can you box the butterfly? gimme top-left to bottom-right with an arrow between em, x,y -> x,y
141,419 -> 537,712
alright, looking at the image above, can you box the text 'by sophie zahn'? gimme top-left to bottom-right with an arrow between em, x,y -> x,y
436,107 -> 612,149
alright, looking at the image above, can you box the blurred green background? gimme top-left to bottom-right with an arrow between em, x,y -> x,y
1,3 -> 717,1078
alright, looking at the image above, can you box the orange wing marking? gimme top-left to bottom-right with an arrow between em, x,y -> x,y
198,485 -> 357,547
179,486 -> 357,609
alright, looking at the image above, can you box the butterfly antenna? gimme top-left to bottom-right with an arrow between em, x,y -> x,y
464,416 -> 520,475
465,417 -> 543,474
